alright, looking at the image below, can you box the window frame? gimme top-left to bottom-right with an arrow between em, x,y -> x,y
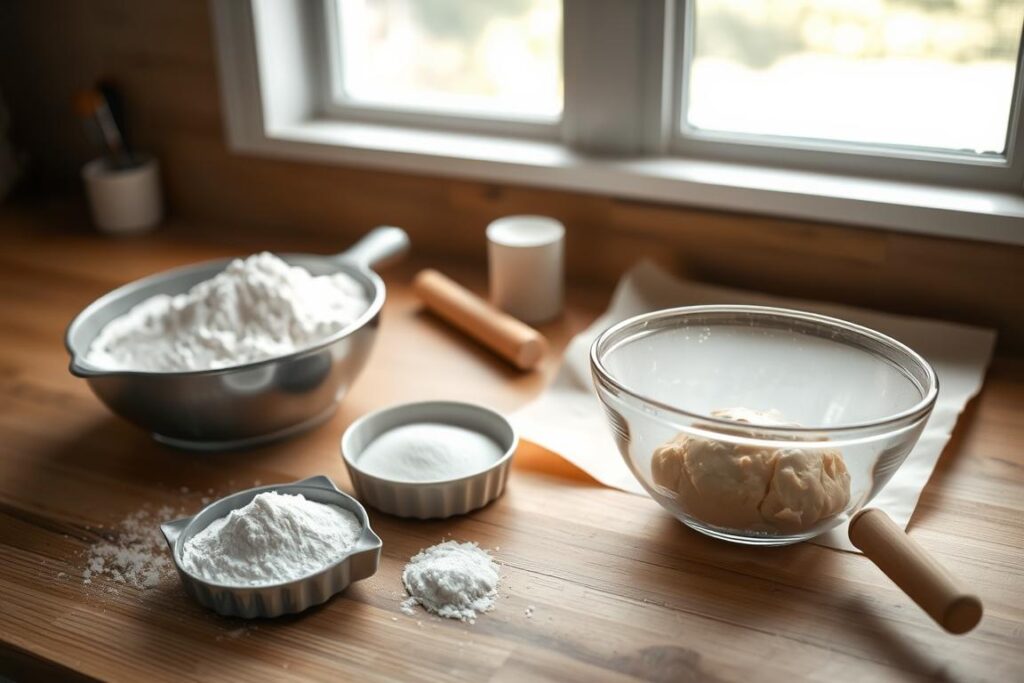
210,0 -> 1024,246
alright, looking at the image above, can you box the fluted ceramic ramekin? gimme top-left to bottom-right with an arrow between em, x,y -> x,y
341,401 -> 517,519
160,475 -> 381,618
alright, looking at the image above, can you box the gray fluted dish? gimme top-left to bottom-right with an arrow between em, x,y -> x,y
160,475 -> 382,618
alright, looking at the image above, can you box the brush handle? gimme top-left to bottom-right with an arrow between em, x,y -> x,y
413,268 -> 547,371
75,89 -> 130,168
98,81 -> 131,161
849,508 -> 983,634
93,99 -> 129,168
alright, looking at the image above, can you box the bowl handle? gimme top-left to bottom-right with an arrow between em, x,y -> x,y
849,508 -> 983,634
335,226 -> 410,271
160,515 -> 193,550
349,527 -> 383,582
293,474 -> 340,491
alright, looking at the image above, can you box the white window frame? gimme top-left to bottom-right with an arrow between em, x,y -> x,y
211,0 -> 1024,245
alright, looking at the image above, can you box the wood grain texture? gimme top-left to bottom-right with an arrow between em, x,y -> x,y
1,1 -> 1024,354
0,206 -> 1022,682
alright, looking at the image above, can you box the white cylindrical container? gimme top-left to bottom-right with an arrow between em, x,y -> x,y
487,215 -> 565,324
81,155 -> 162,234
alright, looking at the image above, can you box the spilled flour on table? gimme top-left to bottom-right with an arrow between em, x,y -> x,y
401,540 -> 500,622
82,506 -> 179,589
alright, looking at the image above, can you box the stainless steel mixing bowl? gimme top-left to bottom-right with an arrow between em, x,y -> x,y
65,226 -> 409,450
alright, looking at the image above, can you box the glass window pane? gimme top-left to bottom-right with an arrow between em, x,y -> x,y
335,0 -> 563,120
685,0 -> 1024,155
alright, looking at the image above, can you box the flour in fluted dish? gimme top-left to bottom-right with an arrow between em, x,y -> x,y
181,492 -> 362,586
85,252 -> 369,371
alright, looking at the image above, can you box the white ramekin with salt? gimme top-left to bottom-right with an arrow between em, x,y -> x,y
341,401 -> 518,519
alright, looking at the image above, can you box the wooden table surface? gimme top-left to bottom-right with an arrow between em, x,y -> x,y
1,208 -> 1023,682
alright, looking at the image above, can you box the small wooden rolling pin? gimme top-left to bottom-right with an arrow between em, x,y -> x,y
849,508 -> 983,634
413,269 -> 548,371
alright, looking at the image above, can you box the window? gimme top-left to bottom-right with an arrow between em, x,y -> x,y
327,0 -> 563,125
674,0 -> 1024,188
683,0 -> 1023,155
212,0 -> 1024,245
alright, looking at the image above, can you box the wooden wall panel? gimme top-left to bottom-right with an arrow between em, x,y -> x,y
0,1 -> 1022,351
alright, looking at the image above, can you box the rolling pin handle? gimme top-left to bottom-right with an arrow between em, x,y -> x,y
413,268 -> 548,371
848,508 -> 983,634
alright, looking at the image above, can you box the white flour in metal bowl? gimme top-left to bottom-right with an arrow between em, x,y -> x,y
85,252 -> 369,372
181,491 -> 362,586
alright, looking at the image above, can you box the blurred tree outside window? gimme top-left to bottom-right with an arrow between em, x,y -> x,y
687,0 -> 1024,154
333,0 -> 1024,157
336,0 -> 562,120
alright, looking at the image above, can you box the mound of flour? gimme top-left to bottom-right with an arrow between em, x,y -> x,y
401,541 -> 500,622
85,252 -> 369,372
181,492 -> 362,586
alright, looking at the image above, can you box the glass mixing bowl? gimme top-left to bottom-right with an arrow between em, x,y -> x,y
590,305 -> 938,546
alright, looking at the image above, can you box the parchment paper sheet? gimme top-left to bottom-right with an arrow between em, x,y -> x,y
513,262 -> 996,551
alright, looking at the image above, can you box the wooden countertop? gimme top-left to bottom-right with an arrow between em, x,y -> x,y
1,208 -> 1023,682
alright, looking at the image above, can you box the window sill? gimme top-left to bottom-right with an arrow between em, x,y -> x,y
243,119 -> 1024,246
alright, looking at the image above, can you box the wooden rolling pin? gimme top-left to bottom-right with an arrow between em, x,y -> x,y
413,268 -> 548,371
849,508 -> 983,634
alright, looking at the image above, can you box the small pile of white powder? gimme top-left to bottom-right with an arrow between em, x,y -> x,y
181,491 -> 362,586
401,540 -> 500,622
83,506 -> 178,589
86,252 -> 369,372
357,423 -> 504,481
